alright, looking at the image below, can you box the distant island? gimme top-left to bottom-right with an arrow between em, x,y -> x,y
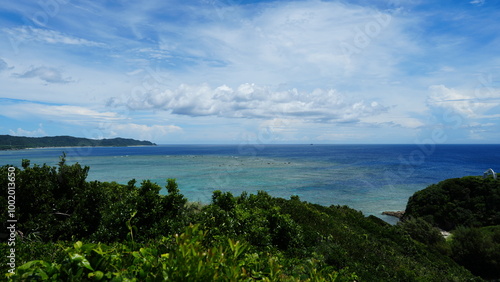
0,135 -> 156,150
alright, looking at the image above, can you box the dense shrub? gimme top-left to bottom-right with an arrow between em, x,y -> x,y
8,225 -> 358,281
275,198 -> 475,281
398,216 -> 445,246
0,158 -> 191,243
0,156 -> 104,241
403,175 -> 500,279
404,176 -> 500,231
198,191 -> 304,252
1,158 -> 482,281
450,225 -> 500,280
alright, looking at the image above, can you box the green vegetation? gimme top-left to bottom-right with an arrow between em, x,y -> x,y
0,135 -> 155,150
1,158 -> 482,281
9,225 -> 352,281
404,175 -> 500,230
449,226 -> 500,279
403,175 -> 500,280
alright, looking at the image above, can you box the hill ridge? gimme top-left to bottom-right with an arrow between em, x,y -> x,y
0,134 -> 156,150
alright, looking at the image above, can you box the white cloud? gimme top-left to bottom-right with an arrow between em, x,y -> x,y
393,117 -> 425,129
0,102 -> 122,124
116,83 -> 388,123
2,26 -> 105,47
137,1 -> 417,89
107,123 -> 182,142
439,66 -> 455,72
470,0 -> 485,6
14,66 -> 74,84
1,1 -> 498,143
9,125 -> 46,137
0,101 -> 181,142
316,132 -> 370,141
259,118 -> 298,133
360,114 -> 425,129
427,85 -> 498,118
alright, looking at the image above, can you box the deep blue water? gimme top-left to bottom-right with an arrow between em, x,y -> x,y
1,144 -> 498,223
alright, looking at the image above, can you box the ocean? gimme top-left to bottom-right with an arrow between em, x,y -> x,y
1,144 -> 498,224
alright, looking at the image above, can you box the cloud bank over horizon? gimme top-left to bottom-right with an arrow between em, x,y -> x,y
112,83 -> 388,123
0,0 -> 499,144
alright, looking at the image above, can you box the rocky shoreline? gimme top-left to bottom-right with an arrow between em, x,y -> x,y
382,210 -> 405,219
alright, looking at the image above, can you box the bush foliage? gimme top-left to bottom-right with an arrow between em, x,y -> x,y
0,158 -> 483,281
449,225 -> 500,280
404,176 -> 500,231
403,175 -> 500,279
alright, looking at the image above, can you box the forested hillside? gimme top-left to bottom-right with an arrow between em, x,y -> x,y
0,135 -> 155,150
404,175 -> 500,230
403,175 -> 500,279
0,157 -> 481,281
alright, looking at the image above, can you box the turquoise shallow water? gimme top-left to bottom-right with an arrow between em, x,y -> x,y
1,144 -> 499,223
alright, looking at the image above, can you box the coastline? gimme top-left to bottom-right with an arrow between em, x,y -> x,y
1,145 -> 157,151
382,210 -> 405,219
0,135 -> 156,151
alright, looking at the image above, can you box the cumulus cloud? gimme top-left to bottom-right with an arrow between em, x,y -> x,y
9,126 -> 46,137
115,83 -> 388,123
14,66 -> 73,84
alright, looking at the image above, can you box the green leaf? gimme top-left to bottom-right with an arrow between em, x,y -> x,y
74,241 -> 83,250
88,270 -> 104,280
17,260 -> 44,270
38,269 -> 49,280
139,247 -> 149,256
70,253 -> 94,271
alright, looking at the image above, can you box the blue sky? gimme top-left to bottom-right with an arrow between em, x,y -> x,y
0,0 -> 499,144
